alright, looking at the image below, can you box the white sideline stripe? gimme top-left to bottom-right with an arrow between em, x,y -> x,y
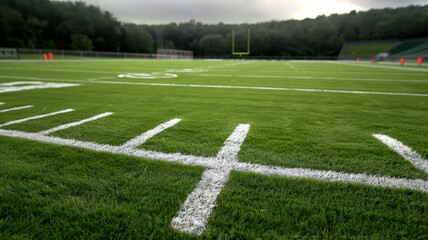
0,109 -> 74,128
233,162 -> 428,192
1,76 -> 428,97
0,102 -> 4,105
121,118 -> 181,148
39,112 -> 114,135
191,73 -> 428,83
92,81 -> 428,97
330,61 -> 428,72
0,105 -> 33,113
373,134 -> 428,174
171,124 -> 250,235
0,128 -> 426,194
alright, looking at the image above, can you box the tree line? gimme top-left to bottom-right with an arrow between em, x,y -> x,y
0,0 -> 427,57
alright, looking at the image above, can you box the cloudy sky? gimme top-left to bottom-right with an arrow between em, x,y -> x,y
59,0 -> 427,24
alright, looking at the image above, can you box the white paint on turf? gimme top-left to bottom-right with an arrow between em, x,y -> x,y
117,73 -> 177,79
284,62 -> 298,71
171,168 -> 230,235
0,105 -> 34,113
0,109 -> 74,128
39,112 -> 114,135
121,118 -> 181,148
0,81 -> 80,93
0,127 -> 426,193
171,124 -> 250,235
1,76 -> 427,97
91,81 -> 428,97
167,68 -> 208,73
330,61 -> 428,72
373,134 -> 428,174
1,109 -> 428,235
191,73 -> 428,83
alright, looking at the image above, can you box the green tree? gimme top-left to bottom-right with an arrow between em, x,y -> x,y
123,23 -> 154,53
70,34 -> 94,51
198,34 -> 227,56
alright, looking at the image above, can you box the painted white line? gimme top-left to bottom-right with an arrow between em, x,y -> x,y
191,73 -> 428,83
284,62 -> 298,71
234,162 -> 428,192
373,134 -> 428,174
330,61 -> 428,72
118,73 -> 177,79
0,105 -> 34,113
171,124 -> 250,235
39,112 -> 114,135
1,76 -> 427,97
121,118 -> 181,148
0,126 -> 427,236
216,124 -> 250,162
0,109 -> 74,128
0,67 -> 123,74
0,81 -> 80,93
167,68 -> 207,73
170,168 -> 230,235
0,102 -> 5,105
0,127 -> 426,193
1,81 -> 44,86
91,81 -> 428,97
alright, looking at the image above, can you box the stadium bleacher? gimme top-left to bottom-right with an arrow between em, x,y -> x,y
340,41 -> 398,59
339,39 -> 428,60
389,41 -> 428,57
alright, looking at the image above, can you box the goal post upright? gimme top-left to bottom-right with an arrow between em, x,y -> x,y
232,28 -> 250,57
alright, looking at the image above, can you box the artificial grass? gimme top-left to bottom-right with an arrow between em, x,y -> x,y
0,59 -> 427,239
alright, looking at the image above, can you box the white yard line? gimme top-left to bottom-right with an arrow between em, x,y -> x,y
92,81 -> 428,97
191,73 -> 428,83
0,105 -> 34,113
234,162 -> 428,192
121,118 -> 181,148
1,76 -> 428,97
373,134 -> 428,174
39,112 -> 114,135
170,168 -> 230,235
171,124 -> 250,235
330,61 -> 428,72
0,102 -> 5,105
284,62 -> 298,71
0,109 -> 74,128
216,124 -> 250,161
0,125 -> 427,236
0,128 -> 426,194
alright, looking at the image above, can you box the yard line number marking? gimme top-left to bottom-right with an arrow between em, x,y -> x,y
0,81 -> 80,93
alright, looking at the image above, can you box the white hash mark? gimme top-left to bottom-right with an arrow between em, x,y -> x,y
373,134 -> 428,174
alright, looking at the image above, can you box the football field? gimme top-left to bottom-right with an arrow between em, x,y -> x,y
0,59 -> 427,239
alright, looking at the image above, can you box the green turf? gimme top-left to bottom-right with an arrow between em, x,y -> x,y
0,59 -> 427,239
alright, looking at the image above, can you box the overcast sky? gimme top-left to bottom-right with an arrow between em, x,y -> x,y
58,0 -> 427,24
